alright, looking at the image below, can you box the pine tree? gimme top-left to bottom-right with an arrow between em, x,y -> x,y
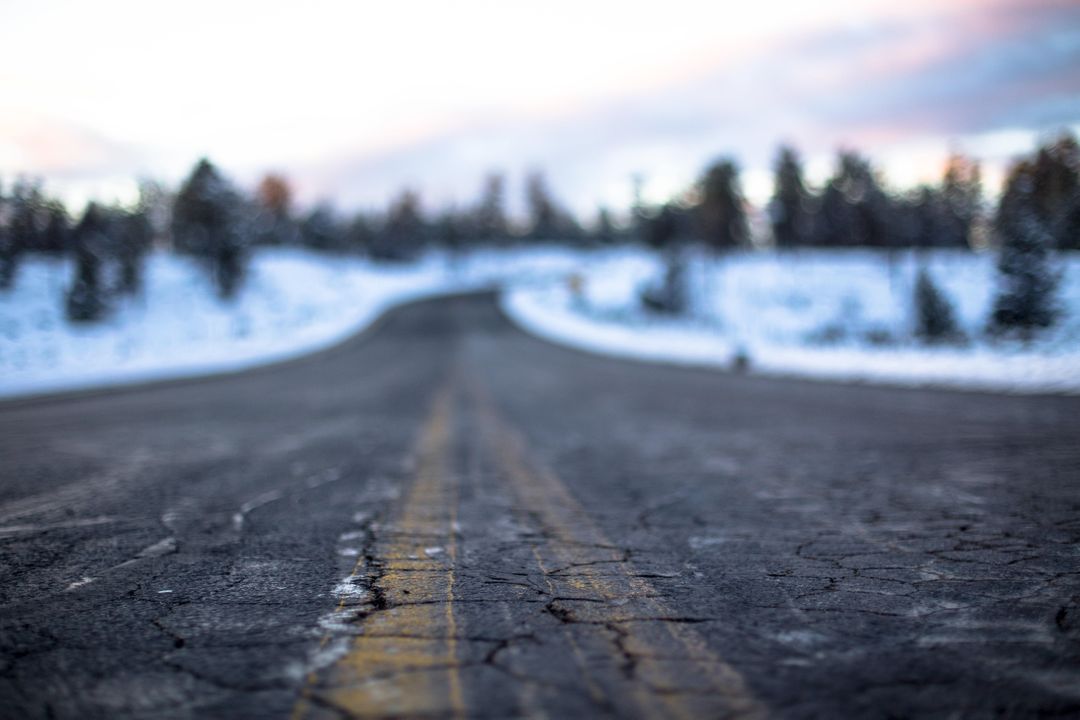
524,171 -> 580,242
808,152 -> 895,247
643,204 -> 683,251
1030,133 -> 1079,250
0,180 -> 13,290
1,179 -> 42,287
300,205 -> 344,252
914,267 -> 959,342
346,213 -> 376,254
474,174 -> 509,244
115,205 -> 151,295
172,159 -> 248,299
639,203 -> 689,314
939,153 -> 981,248
640,249 -> 687,315
525,171 -> 558,240
375,189 -> 426,260
810,181 -> 852,247
65,203 -> 109,322
594,208 -> 616,244
697,159 -> 748,250
989,162 -> 1059,335
769,145 -> 809,248
40,201 -> 70,255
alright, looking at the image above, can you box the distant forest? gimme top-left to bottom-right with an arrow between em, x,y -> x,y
0,133 -> 1077,328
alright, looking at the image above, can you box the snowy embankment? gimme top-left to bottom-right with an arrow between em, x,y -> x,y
0,247 -> 585,398
4,246 -> 1079,398
502,248 -> 1080,394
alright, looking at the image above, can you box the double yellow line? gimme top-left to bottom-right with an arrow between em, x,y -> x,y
294,383 -> 464,718
470,378 -> 765,720
295,372 -> 766,718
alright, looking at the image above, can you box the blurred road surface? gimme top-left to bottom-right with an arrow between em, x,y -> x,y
1,293 -> 1078,718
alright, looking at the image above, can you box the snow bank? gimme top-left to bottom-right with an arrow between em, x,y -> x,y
4,245 -> 1079,398
0,247 -> 587,399
502,248 -> 1080,394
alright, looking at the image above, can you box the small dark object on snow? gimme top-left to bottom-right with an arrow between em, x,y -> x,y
731,348 -> 751,373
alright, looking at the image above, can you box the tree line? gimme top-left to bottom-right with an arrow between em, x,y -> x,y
0,133 -> 1076,332
639,134 -> 1078,254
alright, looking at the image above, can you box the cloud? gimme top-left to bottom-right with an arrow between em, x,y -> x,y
0,116 -> 149,180
3,0 -> 1077,212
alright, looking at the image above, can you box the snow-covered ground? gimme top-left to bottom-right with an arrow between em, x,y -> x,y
502,248 -> 1080,394
0,247 -> 586,398
3,246 -> 1079,398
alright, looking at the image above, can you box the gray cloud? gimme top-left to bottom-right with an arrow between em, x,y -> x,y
291,0 -> 1080,215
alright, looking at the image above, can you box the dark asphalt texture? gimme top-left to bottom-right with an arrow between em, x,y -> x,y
1,292 -> 1078,719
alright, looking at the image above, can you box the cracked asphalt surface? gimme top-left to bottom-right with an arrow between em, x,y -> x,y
1,292 -> 1079,719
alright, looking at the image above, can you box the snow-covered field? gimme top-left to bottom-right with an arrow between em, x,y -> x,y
0,247 -> 585,398
2,246 -> 1078,398
503,248 -> 1080,394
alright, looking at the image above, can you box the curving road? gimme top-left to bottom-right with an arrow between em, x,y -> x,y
1,292 -> 1078,719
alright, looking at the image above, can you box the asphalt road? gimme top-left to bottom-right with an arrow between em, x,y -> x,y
1,292 -> 1078,719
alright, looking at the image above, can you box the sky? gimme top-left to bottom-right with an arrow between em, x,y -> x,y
1,0 -> 1078,219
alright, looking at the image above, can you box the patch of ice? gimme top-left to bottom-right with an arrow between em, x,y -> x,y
65,576 -> 96,591
333,577 -> 369,601
688,536 -> 730,550
137,536 -> 177,558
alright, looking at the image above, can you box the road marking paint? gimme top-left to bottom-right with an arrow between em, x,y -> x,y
470,378 -> 767,720
529,544 -> 622,711
293,382 -> 465,719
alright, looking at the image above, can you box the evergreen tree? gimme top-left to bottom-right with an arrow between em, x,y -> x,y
2,178 -> 43,287
525,171 -> 558,240
134,180 -> 172,244
989,162 -> 1060,335
640,253 -> 687,315
769,145 -> 809,248
172,159 -> 248,299
375,189 -> 426,260
1029,133 -> 1079,250
639,203 -> 690,314
434,209 -> 464,252
1059,188 -> 1080,251
0,181 -> 13,290
40,200 -> 70,255
524,171 -> 580,242
809,152 -> 894,247
697,158 -> 748,250
115,203 -> 152,295
594,207 -> 616,244
300,205 -> 344,252
65,203 -> 109,322
810,180 -> 853,247
643,203 -> 685,251
346,213 -> 376,254
914,267 -> 959,342
939,152 -> 981,248
474,173 -> 509,243
98,182 -> 158,296
896,187 -> 940,249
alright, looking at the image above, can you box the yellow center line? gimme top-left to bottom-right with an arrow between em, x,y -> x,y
529,544 -> 613,710
468,375 -> 768,720
293,380 -> 465,719
445,447 -> 465,718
